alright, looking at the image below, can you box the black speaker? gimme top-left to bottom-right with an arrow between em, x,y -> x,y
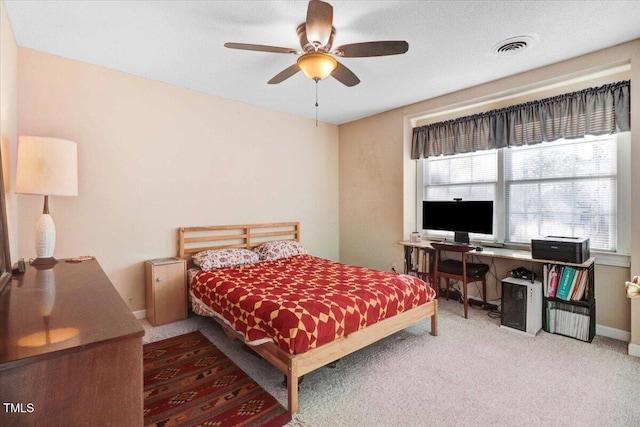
500,277 -> 542,335
501,281 -> 527,330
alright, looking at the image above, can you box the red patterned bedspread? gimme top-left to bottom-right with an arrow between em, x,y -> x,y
190,254 -> 436,354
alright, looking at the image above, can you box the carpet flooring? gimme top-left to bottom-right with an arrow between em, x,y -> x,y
142,299 -> 640,426
143,330 -> 291,427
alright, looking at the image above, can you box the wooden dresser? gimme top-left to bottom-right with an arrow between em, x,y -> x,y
0,259 -> 145,426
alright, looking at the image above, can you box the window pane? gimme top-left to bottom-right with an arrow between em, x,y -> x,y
505,138 -> 616,181
505,136 -> 617,251
428,150 -> 497,185
423,150 -> 497,240
425,184 -> 494,201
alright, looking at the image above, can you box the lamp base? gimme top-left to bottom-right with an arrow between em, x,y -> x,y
31,257 -> 58,268
35,212 -> 56,259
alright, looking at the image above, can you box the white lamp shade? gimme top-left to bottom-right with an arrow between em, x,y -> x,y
16,136 -> 78,196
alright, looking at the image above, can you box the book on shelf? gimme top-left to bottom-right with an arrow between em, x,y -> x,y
547,265 -> 561,298
555,266 -> 577,300
572,269 -> 589,301
567,269 -> 582,300
584,267 -> 591,300
543,264 -> 590,302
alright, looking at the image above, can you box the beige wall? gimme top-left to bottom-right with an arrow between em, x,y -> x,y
339,40 -> 640,337
0,1 -> 18,260
16,49 -> 339,312
338,111 -> 405,272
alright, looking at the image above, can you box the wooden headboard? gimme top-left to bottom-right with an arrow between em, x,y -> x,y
178,222 -> 300,260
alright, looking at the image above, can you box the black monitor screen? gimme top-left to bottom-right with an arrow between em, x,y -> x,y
422,200 -> 493,236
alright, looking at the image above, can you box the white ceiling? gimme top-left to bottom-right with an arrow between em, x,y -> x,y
4,1 -> 640,125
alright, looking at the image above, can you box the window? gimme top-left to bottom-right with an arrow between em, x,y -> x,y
421,149 -> 497,241
420,133 -> 629,253
505,136 -> 617,250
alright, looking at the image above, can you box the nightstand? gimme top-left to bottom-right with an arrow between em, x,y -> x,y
144,257 -> 187,326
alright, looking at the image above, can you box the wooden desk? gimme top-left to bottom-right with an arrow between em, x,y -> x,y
400,240 -> 597,341
399,240 -> 595,292
0,259 -> 145,426
402,239 -> 593,263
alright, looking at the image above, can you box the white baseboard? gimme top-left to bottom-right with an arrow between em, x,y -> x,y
595,324 -> 640,357
133,309 -> 147,320
628,342 -> 640,357
596,324 -> 630,342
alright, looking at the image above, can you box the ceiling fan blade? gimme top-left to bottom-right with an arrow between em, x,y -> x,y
306,0 -> 333,47
268,64 -> 301,84
334,41 -> 409,58
331,61 -> 360,87
224,42 -> 299,55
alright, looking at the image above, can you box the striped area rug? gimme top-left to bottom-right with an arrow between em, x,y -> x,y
143,330 -> 291,427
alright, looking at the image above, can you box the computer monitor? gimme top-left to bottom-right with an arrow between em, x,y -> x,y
422,200 -> 493,244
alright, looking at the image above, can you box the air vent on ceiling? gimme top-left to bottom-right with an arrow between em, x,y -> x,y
491,35 -> 536,56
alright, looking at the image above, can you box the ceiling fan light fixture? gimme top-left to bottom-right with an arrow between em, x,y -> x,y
225,0 -> 407,87
297,52 -> 337,81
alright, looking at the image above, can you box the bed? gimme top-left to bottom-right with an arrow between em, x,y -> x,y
178,222 -> 438,414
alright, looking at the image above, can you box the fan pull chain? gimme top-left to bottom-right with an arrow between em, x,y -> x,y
315,80 -> 319,127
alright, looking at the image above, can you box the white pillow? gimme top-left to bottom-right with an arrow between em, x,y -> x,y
192,248 -> 259,271
253,240 -> 307,261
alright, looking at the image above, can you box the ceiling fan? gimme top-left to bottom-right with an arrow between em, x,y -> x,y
224,0 -> 409,87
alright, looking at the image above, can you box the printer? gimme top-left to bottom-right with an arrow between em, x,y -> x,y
531,236 -> 590,264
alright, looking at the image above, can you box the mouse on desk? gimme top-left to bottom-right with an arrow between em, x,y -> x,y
475,246 -> 484,252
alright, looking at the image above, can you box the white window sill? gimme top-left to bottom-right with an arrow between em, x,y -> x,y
423,235 -> 631,268
591,251 -> 630,268
479,241 -> 630,268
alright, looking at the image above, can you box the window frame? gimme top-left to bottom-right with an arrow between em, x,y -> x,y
417,132 -> 631,265
0,147 -> 12,293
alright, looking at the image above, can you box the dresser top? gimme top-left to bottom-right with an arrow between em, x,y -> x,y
0,259 -> 144,369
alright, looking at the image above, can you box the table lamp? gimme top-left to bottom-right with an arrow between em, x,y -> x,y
15,136 -> 78,266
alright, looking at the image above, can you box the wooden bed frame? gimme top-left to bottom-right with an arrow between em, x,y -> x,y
178,222 -> 438,415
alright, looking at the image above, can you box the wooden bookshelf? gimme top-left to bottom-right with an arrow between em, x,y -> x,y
400,243 -> 433,284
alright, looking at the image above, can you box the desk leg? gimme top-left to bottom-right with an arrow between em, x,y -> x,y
403,246 -> 412,274
423,248 -> 436,289
420,249 -> 428,282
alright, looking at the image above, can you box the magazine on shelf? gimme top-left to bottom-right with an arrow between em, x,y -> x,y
546,301 -> 591,341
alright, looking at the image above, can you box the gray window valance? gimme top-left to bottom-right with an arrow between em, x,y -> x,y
411,80 -> 630,160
